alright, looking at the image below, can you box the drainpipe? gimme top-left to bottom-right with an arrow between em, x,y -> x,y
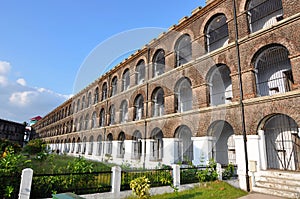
232,0 -> 250,192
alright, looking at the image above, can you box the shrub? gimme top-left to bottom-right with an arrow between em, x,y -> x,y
130,176 -> 150,199
23,139 -> 47,155
222,163 -> 235,180
197,159 -> 218,183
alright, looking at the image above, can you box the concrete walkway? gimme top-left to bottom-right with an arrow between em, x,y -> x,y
239,193 -> 288,199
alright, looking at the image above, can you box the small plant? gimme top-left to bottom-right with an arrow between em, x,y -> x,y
197,159 -> 218,185
130,176 -> 150,199
222,163 -> 235,180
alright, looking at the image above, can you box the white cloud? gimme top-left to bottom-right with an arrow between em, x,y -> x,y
16,78 -> 26,86
0,61 -> 69,123
0,61 -> 11,75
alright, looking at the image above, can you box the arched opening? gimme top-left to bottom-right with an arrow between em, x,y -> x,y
175,77 -> 193,112
120,100 -> 128,123
97,135 -> 102,156
99,108 -> 105,127
108,105 -> 115,125
122,69 -> 130,91
94,87 -> 99,104
254,45 -> 293,97
134,94 -> 144,121
151,87 -> 164,117
91,111 -> 97,128
132,130 -> 142,159
117,132 -> 125,158
87,92 -> 92,107
111,76 -> 118,96
106,133 -> 113,155
205,14 -> 229,52
262,114 -> 299,170
175,125 -> 193,164
150,128 -> 163,161
152,49 -> 165,77
175,34 -> 192,67
207,64 -> 232,106
246,0 -> 283,33
82,136 -> 87,154
102,82 -> 108,101
136,60 -> 145,85
88,136 -> 94,155
207,121 -> 235,165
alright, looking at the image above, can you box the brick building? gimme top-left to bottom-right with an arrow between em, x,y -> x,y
33,0 -> 300,195
0,119 -> 25,146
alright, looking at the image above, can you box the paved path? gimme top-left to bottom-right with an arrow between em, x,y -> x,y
239,193 -> 288,199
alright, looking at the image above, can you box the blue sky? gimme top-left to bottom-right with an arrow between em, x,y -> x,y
0,0 -> 205,122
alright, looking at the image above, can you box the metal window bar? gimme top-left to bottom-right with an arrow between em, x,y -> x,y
207,23 -> 229,45
256,75 -> 290,96
249,0 -> 283,24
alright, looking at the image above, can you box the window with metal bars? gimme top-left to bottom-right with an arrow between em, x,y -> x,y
136,60 -> 145,85
152,49 -> 165,77
175,34 -> 192,67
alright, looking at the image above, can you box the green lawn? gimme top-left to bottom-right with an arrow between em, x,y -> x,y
128,181 -> 247,199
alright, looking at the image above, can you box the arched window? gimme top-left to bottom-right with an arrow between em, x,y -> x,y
111,76 -> 118,96
152,49 -> 165,77
76,99 -> 80,112
247,0 -> 283,33
122,69 -> 130,91
88,136 -> 94,155
71,138 -> 76,153
135,60 -> 145,85
102,82 -> 108,101
76,137 -> 81,153
99,108 -> 105,127
175,34 -> 192,67
87,92 -> 92,107
97,135 -> 102,156
175,125 -> 193,164
175,78 -> 192,112
134,94 -> 144,120
74,118 -> 78,132
94,87 -> 99,104
81,96 -> 86,110
132,131 -> 142,159
84,114 -> 89,130
150,128 -> 163,161
120,100 -> 128,123
79,116 -> 84,131
91,111 -> 97,128
205,14 -> 229,52
208,64 -> 232,106
108,105 -> 115,125
106,133 -> 113,155
117,132 -> 125,158
255,46 -> 293,97
152,87 -> 164,117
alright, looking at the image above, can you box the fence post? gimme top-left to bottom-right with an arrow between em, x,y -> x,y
216,163 -> 222,180
111,166 -> 121,197
172,164 -> 180,188
18,168 -> 33,199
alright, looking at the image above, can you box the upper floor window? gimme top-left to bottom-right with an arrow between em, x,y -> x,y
91,111 -> 97,128
135,60 -> 145,85
111,76 -> 118,96
205,14 -> 229,52
120,100 -> 128,123
102,82 -> 108,101
94,87 -> 99,104
152,87 -> 164,117
175,34 -> 192,67
76,99 -> 80,112
134,94 -> 144,121
122,69 -> 130,91
87,92 -> 92,107
255,45 -> 293,97
79,116 -> 84,131
175,77 -> 193,112
247,0 -> 283,33
152,49 -> 165,77
108,105 -> 115,125
207,64 -> 232,106
99,108 -> 105,127
84,114 -> 89,130
81,96 -> 86,110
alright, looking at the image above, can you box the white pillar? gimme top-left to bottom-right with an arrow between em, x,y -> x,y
18,168 -> 33,199
216,163 -> 222,180
258,130 -> 267,170
172,164 -> 180,188
192,136 -> 215,166
111,166 -> 121,198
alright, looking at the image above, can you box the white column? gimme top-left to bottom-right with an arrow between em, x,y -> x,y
172,164 -> 180,188
111,166 -> 121,198
18,168 -> 33,199
258,130 -> 267,170
162,138 -> 176,165
234,135 -> 247,191
192,136 -> 215,166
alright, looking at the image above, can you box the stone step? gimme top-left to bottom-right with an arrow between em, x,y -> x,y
257,175 -> 300,187
252,186 -> 300,199
257,170 -> 300,180
255,180 -> 300,192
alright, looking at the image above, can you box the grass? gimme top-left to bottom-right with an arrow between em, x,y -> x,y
127,181 -> 247,199
28,154 -> 112,174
